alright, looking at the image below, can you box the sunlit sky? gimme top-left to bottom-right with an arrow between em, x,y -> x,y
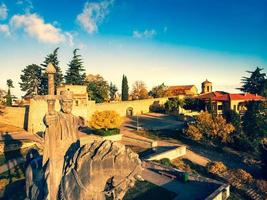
0,0 -> 266,97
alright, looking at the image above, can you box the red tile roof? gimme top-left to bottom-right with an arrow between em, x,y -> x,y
229,93 -> 264,101
198,91 -> 265,101
167,85 -> 195,90
167,85 -> 196,95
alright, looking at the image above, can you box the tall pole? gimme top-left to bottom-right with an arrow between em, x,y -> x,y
45,63 -> 57,200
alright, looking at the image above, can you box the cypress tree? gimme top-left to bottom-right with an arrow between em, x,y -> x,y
40,47 -> 63,94
65,49 -> 86,85
6,79 -> 14,106
121,74 -> 129,101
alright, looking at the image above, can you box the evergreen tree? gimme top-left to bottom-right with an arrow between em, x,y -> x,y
6,79 -> 14,106
239,67 -> 266,96
109,82 -> 118,101
40,47 -> 63,94
20,64 -> 42,96
243,101 -> 267,139
121,75 -> 129,101
65,49 -> 86,85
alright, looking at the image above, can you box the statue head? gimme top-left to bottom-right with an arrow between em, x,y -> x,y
60,90 -> 73,114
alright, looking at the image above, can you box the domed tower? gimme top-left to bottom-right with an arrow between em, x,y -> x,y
201,79 -> 212,94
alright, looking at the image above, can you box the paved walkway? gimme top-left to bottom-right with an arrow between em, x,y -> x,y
121,127 -> 210,167
0,123 -> 43,143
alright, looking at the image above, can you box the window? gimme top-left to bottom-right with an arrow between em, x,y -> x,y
75,100 -> 79,106
233,105 -> 236,111
218,105 -> 223,110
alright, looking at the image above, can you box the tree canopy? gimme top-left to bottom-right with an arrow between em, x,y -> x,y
20,64 -> 42,97
86,74 -> 109,103
149,83 -> 167,98
65,49 -> 86,85
239,67 -> 266,96
130,81 -> 149,100
109,82 -> 118,101
40,47 -> 63,94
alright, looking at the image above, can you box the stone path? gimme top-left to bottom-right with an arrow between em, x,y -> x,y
0,122 -> 43,144
121,127 -> 210,167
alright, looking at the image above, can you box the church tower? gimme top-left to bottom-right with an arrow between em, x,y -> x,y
201,79 -> 212,94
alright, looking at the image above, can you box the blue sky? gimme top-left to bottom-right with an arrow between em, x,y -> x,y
0,0 -> 266,97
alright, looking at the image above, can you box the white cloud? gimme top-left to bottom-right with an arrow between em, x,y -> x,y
0,3 -> 8,20
65,32 -> 74,47
133,29 -> 157,39
10,13 -> 66,44
77,0 -> 114,34
0,24 -> 10,36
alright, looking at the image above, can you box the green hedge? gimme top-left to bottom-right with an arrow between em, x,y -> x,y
93,128 -> 120,136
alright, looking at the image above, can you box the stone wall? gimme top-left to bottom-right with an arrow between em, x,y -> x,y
26,97 -> 168,134
146,146 -> 186,161
91,98 -> 168,119
0,107 -> 27,129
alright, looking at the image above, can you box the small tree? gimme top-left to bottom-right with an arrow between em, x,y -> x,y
185,112 -> 235,143
65,49 -> 86,85
131,81 -> 149,100
109,82 -> 118,101
164,98 -> 184,113
149,83 -> 167,98
20,64 -> 42,96
121,75 -> 129,101
40,48 -> 63,94
86,74 -> 109,103
239,67 -> 266,96
183,98 -> 205,111
89,111 -> 122,130
6,79 -> 14,106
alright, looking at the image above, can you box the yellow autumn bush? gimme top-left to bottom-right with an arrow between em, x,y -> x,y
206,161 -> 227,174
233,169 -> 253,184
185,125 -> 202,140
89,110 -> 123,129
185,112 -> 235,142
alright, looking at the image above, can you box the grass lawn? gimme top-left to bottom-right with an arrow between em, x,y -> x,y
124,180 -> 176,200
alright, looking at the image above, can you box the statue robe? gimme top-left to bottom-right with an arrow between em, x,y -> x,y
42,111 -> 81,199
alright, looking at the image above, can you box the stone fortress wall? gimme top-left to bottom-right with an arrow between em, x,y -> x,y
9,96 -> 169,135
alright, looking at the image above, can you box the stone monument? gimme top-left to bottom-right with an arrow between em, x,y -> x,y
25,63 -> 142,200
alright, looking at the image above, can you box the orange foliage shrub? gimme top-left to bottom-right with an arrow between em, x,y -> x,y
233,169 -> 253,184
185,112 -> 235,142
89,111 -> 123,129
206,161 -> 227,174
185,125 -> 202,140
